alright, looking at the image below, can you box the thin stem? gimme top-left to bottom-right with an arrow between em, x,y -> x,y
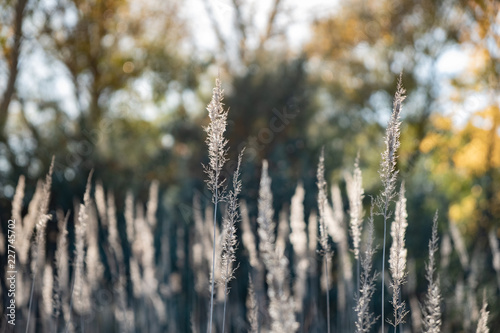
222,262 -> 229,332
382,200 -> 389,333
324,256 -> 330,333
357,257 -> 360,298
398,292 -> 402,333
208,187 -> 218,333
25,269 -> 37,333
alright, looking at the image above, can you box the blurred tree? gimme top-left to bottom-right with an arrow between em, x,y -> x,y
0,0 -> 196,206
200,0 -> 292,73
420,0 -> 500,239
0,0 -> 28,139
305,0 -> 463,170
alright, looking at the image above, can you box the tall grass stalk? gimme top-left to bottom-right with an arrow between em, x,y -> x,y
65,171 -> 93,333
221,150 -> 244,332
257,160 -> 298,332
204,77 -> 228,333
317,148 -> 332,333
378,76 -> 405,332
346,155 -> 364,293
422,211 -> 441,333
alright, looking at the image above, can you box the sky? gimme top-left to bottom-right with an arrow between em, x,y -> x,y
183,0 -> 340,52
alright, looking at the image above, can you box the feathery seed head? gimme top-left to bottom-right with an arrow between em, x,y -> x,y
204,77 -> 229,202
379,75 -> 405,204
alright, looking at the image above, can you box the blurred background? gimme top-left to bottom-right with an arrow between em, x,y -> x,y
0,0 -> 499,331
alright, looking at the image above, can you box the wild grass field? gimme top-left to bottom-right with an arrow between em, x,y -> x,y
1,0 -> 500,332
0,76 -> 498,333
